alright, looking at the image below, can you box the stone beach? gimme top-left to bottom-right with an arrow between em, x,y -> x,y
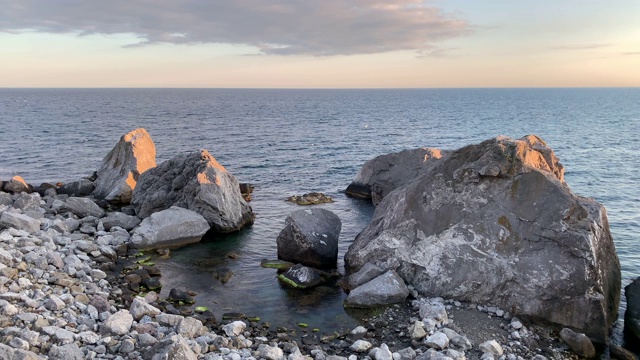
1,129 -> 638,359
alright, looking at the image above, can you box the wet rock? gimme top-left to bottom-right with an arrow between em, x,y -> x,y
610,344 -> 636,360
239,183 -> 253,202
101,211 -> 141,231
345,135 -> 621,342
63,197 -> 105,218
559,328 -> 595,358
260,259 -> 296,270
624,276 -> 640,342
57,179 -> 94,197
277,208 -> 342,269
132,149 -> 254,232
129,206 -> 210,250
92,128 -> 157,203
345,148 -> 447,205
344,270 -> 409,308
286,192 -> 334,205
212,268 -> 234,284
278,264 -> 323,289
168,288 -> 196,305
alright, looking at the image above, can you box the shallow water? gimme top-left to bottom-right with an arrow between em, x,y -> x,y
1,88 -> 639,341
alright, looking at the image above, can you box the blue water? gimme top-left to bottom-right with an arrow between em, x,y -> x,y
1,88 -> 639,340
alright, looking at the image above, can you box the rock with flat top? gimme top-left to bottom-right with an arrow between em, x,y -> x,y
63,197 -> 104,218
101,211 -> 141,231
130,206 -> 210,250
57,179 -> 95,197
0,212 -> 41,234
93,128 -> 157,203
277,208 -> 341,269
345,135 -> 621,342
132,150 -> 254,232
3,176 -> 32,193
345,148 -> 448,205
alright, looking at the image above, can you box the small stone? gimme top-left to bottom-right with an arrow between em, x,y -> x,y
409,320 -> 427,340
559,328 -> 596,358
375,344 -> 393,360
119,338 -> 135,353
258,344 -> 284,360
48,343 -> 84,360
9,337 -> 29,350
222,320 -> 246,337
510,318 -> 523,330
350,340 -> 373,352
495,309 -> 504,317
105,309 -> 133,335
424,332 -> 449,350
129,297 -> 161,320
44,294 -> 66,311
177,317 -> 205,339
479,340 -> 503,356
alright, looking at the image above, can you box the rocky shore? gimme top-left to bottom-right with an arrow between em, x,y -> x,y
1,129 -> 639,359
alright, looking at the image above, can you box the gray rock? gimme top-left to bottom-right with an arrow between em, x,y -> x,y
258,344 -> 284,360
132,150 -> 254,232
63,197 -> 105,218
130,297 -> 161,320
105,309 -> 133,335
145,335 -> 197,360
177,317 -> 204,339
3,176 -> 32,193
409,320 -> 427,340
119,338 -> 135,353
624,277 -> 640,342
396,347 -> 417,360
57,179 -> 95,197
479,340 -> 503,356
44,294 -> 66,311
344,270 -> 409,308
559,328 -> 596,358
418,299 -> 448,326
101,211 -> 141,231
0,192 -> 12,206
222,320 -> 246,337
345,147 -> 448,205
276,208 -> 342,269
345,135 -> 621,342
350,340 -> 373,352
48,343 -> 84,360
424,332 -> 449,350
0,212 -> 41,234
278,264 -> 323,289
347,262 -> 385,290
92,128 -> 157,203
129,206 -> 210,250
13,193 -> 42,212
375,344 -> 393,360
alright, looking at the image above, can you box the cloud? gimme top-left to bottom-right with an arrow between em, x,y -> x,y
622,52 -> 640,56
0,0 -> 472,56
548,43 -> 611,51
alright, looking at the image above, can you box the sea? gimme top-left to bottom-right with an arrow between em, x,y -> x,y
1,88 -> 639,344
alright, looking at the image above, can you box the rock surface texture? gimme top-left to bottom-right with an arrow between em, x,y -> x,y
276,208 -> 342,269
132,150 -> 254,232
624,277 -> 640,342
344,270 -> 409,308
345,147 -> 448,205
130,206 -> 210,250
345,135 -> 621,342
92,128 -> 157,203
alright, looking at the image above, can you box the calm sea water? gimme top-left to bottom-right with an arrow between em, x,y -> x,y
1,88 -> 639,340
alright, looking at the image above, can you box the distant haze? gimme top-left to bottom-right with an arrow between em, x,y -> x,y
1,0 -> 639,88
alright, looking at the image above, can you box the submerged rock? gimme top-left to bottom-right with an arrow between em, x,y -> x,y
277,208 -> 342,269
129,206 -> 210,250
286,192 -> 334,205
345,147 -> 447,205
260,259 -> 296,270
278,264 -> 323,289
345,135 -> 621,342
344,270 -> 409,308
93,128 -> 157,203
132,149 -> 254,233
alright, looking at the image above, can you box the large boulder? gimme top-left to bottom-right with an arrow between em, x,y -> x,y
63,197 -> 105,218
345,148 -> 448,205
277,208 -> 342,269
345,135 -> 621,342
624,277 -> 640,342
92,128 -> 157,203
3,175 -> 33,194
129,206 -> 210,250
132,150 -> 254,233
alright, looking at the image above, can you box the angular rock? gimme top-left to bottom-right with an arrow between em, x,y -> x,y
105,309 -> 133,335
63,197 -> 105,218
0,212 -> 41,234
92,128 -> 157,203
132,149 -> 254,232
13,193 -> 42,212
424,332 -> 449,350
129,206 -> 210,250
624,277 -> 640,342
345,135 -> 621,342
276,208 -> 342,269
177,317 -> 205,339
345,148 -> 448,205
610,344 -> 636,360
130,297 -> 161,320
347,262 -> 385,290
409,320 -> 427,340
344,270 -> 409,308
258,344 -> 284,360
144,335 -> 197,360
350,340 -> 373,353
48,343 -> 84,360
0,192 -> 12,206
101,211 -> 141,231
57,179 -> 95,197
479,340 -> 503,356
559,328 -> 595,358
278,264 -> 323,289
286,192 -> 334,205
222,320 -> 246,337
3,176 -> 32,193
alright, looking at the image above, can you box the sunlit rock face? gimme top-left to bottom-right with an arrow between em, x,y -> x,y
345,135 -> 620,343
132,149 -> 254,233
92,128 -> 157,204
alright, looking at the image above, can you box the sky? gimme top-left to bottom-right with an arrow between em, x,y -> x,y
1,0 -> 639,88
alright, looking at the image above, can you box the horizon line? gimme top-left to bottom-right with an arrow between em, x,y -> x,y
1,86 -> 640,90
